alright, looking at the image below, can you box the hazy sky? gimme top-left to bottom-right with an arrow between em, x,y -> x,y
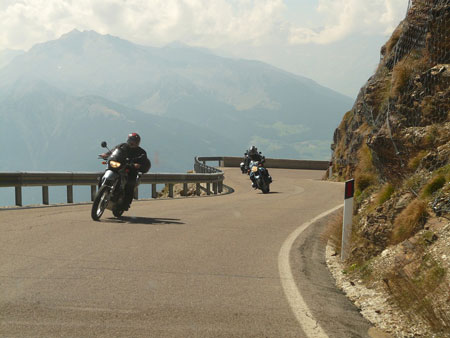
0,0 -> 409,97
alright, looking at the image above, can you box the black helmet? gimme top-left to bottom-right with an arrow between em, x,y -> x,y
248,145 -> 258,155
127,132 -> 141,146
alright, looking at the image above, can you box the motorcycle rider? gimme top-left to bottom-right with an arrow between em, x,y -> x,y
242,146 -> 272,188
100,133 -> 151,210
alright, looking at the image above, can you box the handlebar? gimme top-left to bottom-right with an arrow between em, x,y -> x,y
97,151 -> 145,172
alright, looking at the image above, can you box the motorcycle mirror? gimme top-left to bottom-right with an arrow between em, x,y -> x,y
101,141 -> 107,148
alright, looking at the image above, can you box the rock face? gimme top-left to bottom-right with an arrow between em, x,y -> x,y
329,1 -> 450,336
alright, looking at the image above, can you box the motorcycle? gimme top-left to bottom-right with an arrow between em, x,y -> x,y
91,141 -> 142,221
240,161 -> 247,174
249,160 -> 271,194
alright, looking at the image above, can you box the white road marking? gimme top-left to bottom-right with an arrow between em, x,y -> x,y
278,203 -> 344,338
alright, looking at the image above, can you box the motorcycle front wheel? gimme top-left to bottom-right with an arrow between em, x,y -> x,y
112,207 -> 124,218
261,181 -> 270,194
91,185 -> 110,221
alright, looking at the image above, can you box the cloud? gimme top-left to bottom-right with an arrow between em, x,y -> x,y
0,0 -> 285,50
288,0 -> 408,44
0,0 -> 407,51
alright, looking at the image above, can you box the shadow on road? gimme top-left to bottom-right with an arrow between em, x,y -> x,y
103,216 -> 184,225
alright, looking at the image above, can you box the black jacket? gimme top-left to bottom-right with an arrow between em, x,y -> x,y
111,143 -> 151,173
244,152 -> 265,168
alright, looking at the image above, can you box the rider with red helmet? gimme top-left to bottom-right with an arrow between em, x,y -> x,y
101,133 -> 151,210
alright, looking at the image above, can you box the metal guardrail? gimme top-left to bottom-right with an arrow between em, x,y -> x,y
199,156 -> 330,170
195,156 -> 224,173
0,156 -> 329,207
0,157 -> 225,207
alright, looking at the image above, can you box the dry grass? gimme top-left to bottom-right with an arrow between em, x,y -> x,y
422,175 -> 446,198
372,77 -> 392,115
391,60 -> 414,97
390,199 -> 428,245
321,209 -> 343,254
343,260 -> 373,282
391,54 -> 428,98
421,96 -> 435,120
377,183 -> 394,205
354,143 -> 378,194
357,143 -> 375,174
436,164 -> 450,177
356,173 -> 376,193
353,144 -> 379,208
342,110 -> 353,124
384,259 -> 450,335
405,173 -> 427,194
384,24 -> 403,56
333,111 -> 353,158
408,151 -> 428,171
158,182 -> 207,198
419,165 -> 450,200
423,124 -> 441,147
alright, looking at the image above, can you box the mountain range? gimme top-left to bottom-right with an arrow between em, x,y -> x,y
0,29 -> 352,174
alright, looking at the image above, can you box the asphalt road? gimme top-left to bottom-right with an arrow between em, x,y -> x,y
0,168 -> 376,337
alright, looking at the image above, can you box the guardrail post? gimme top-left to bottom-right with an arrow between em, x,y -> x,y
152,184 -> 157,198
42,186 -> 49,205
218,181 -> 223,193
183,183 -> 188,196
196,183 -> 201,196
91,185 -> 96,201
206,183 -> 211,195
213,182 -> 218,195
15,186 -> 22,206
168,184 -> 174,198
67,185 -> 73,203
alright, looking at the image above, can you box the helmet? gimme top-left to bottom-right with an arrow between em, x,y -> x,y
127,132 -> 141,146
248,145 -> 258,155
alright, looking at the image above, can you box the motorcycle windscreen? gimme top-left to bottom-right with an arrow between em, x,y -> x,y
110,146 -> 128,163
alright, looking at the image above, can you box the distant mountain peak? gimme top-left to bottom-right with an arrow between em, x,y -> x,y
25,29 -> 141,58
60,29 -> 115,42
63,28 -> 82,36
0,30 -> 353,163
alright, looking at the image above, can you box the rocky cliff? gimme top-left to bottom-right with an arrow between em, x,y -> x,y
329,0 -> 449,336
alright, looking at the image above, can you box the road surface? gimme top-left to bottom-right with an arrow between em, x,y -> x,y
0,168 -> 378,337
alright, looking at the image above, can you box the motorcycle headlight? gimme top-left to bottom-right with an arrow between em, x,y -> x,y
109,160 -> 121,168
251,166 -> 258,173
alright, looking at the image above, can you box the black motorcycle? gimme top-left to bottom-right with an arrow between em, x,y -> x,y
91,141 -> 142,221
249,160 -> 271,194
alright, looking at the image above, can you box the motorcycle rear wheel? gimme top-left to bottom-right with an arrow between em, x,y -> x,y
91,185 -> 110,221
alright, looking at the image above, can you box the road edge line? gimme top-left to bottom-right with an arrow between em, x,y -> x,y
278,203 -> 344,338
